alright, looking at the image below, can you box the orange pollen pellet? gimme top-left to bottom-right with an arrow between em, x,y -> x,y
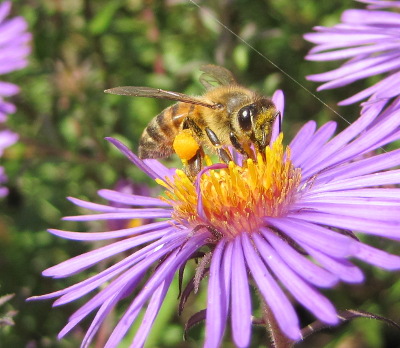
173,129 -> 200,161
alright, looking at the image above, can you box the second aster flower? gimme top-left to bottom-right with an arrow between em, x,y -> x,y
0,1 -> 30,196
304,0 -> 400,106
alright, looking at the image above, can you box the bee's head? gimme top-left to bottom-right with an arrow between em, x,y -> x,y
236,98 -> 279,151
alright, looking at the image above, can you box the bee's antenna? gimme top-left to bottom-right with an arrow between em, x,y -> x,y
278,111 -> 282,134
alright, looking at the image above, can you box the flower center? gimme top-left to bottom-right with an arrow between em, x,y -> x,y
157,135 -> 302,240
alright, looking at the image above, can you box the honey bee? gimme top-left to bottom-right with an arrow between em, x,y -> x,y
105,65 -> 280,177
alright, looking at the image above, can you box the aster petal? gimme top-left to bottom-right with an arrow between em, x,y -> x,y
264,230 -> 338,287
295,201 -> 400,222
58,316 -> 87,341
31,262 -> 117,302
272,89 -> 285,114
30,231 -> 186,304
63,210 -> 172,221
292,121 -> 336,167
43,228 -> 174,277
271,89 -> 285,143
0,47 -> 30,65
303,188 -> 400,201
204,239 -> 228,348
48,221 -> 171,241
66,196 -> 157,213
301,244 -> 364,283
80,294 -> 120,348
312,169 -> 400,193
56,265 -> 141,309
58,247 -> 164,339
304,30 -> 390,46
61,235 -> 187,336
230,237 -> 251,348
289,121 -> 317,159
98,189 -> 170,207
130,273 -> 174,348
301,196 -> 400,207
221,240 -> 233,318
306,42 -> 400,61
0,187 -> 8,198
290,212 -> 400,240
338,81 -> 384,105
0,2 -> 11,23
265,217 -> 356,257
2,28 -> 31,43
316,53 -> 400,90
379,129 -> 400,149
0,112 -> 7,123
61,271 -> 144,341
241,233 -> 301,341
0,100 -> 16,115
104,233 -> 207,347
307,53 -> 398,82
253,233 -> 339,325
301,103 -> 384,177
313,107 -> 400,169
106,137 -> 163,180
315,148 -> 400,182
0,17 -> 28,46
373,72 -> 400,100
143,158 -> 176,181
0,58 -> 28,74
355,242 -> 400,270
0,130 -> 18,155
368,93 -> 400,117
0,82 -> 19,96
342,9 -> 400,25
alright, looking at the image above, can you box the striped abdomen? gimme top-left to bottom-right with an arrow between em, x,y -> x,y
138,103 -> 194,159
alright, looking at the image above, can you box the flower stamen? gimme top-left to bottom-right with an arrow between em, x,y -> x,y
160,134 -> 302,240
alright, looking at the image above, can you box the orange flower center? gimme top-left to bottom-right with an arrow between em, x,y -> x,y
157,135 -> 302,240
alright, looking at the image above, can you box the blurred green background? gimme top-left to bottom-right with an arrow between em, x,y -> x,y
1,0 -> 399,347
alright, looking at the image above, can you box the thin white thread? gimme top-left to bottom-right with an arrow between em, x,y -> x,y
188,0 -> 352,126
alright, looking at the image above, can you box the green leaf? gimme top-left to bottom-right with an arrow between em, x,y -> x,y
89,1 -> 123,35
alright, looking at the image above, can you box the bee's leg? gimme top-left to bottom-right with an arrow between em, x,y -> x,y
229,132 -> 247,156
229,131 -> 255,160
183,116 -> 202,136
205,127 -> 232,164
185,148 -> 204,179
180,117 -> 204,178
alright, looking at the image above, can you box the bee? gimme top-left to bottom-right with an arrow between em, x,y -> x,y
105,65 -> 280,177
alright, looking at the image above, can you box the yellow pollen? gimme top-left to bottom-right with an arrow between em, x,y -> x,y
173,129 -> 200,161
159,134 -> 302,240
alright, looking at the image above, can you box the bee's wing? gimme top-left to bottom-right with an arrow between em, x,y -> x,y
199,64 -> 237,90
104,86 -> 219,109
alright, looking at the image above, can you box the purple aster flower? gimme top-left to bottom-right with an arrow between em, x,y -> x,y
0,1 -> 31,122
304,0 -> 400,106
29,91 -> 400,347
0,1 -> 31,196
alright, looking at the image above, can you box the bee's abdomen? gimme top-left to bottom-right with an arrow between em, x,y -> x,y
138,103 -> 190,159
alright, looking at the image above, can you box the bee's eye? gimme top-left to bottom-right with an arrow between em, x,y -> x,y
238,105 -> 254,131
